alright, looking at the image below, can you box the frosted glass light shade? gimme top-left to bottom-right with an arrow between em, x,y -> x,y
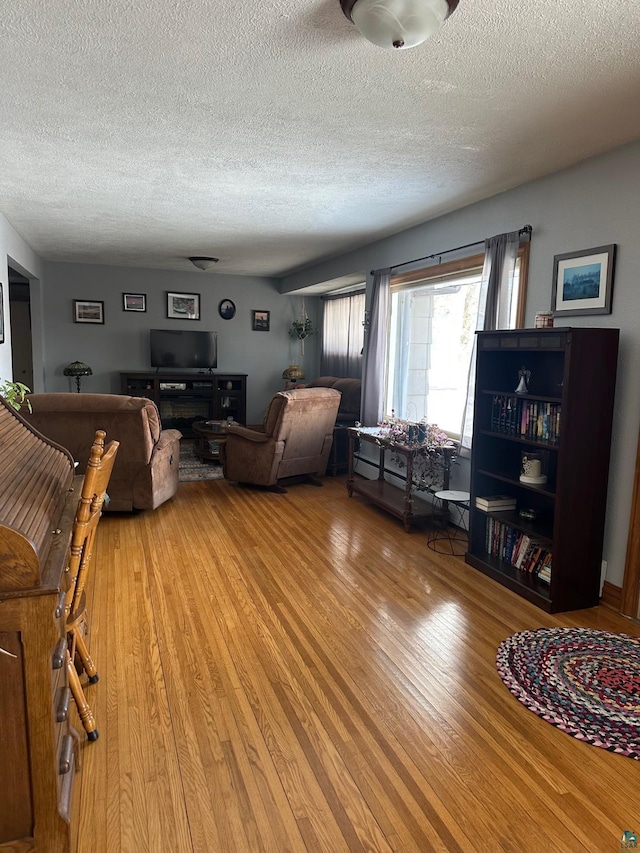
189,256 -> 219,271
349,0 -> 454,49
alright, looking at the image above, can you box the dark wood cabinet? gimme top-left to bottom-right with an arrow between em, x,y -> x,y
120,371 -> 247,434
465,327 -> 619,612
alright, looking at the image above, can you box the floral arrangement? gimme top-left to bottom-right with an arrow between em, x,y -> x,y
370,417 -> 457,493
376,417 -> 456,449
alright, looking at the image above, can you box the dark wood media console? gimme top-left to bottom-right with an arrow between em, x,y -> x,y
120,371 -> 247,435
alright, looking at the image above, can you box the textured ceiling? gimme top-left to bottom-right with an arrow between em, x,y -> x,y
1,0 -> 639,278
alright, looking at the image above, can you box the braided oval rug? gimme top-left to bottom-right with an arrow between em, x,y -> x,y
496,627 -> 640,760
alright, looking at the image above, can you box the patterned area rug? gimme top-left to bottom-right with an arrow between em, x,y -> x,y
178,440 -> 225,482
496,627 -> 640,760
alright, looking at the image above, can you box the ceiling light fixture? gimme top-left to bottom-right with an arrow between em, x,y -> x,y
188,256 -> 219,271
340,0 -> 458,50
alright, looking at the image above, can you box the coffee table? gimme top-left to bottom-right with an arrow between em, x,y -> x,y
191,420 -> 234,461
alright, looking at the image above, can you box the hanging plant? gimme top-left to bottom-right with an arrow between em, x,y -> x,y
289,298 -> 317,355
289,318 -> 316,340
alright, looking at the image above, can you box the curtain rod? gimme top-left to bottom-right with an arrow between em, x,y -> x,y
371,225 -> 533,275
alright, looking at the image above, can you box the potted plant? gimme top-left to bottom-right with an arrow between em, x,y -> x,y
0,379 -> 32,411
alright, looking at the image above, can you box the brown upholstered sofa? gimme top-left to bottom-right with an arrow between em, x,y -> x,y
23,393 -> 182,511
221,387 -> 341,490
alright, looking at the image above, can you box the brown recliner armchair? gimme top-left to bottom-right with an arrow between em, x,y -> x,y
23,393 -> 181,511
221,387 -> 341,491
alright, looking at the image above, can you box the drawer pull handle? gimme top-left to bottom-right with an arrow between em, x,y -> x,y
0,646 -> 17,658
55,589 -> 67,618
52,637 -> 67,670
56,686 -> 71,722
59,734 -> 74,775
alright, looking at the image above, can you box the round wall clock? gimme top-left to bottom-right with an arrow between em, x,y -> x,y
218,299 -> 236,320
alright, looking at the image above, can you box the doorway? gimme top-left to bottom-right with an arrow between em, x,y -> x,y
8,267 -> 33,389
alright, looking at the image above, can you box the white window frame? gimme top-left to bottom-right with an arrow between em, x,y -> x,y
385,245 -> 529,437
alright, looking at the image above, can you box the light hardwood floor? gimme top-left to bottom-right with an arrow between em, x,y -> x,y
74,475 -> 640,852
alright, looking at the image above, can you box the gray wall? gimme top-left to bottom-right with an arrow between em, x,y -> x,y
282,140 -> 640,589
0,212 -> 44,384
3,140 -> 639,588
41,262 -> 320,424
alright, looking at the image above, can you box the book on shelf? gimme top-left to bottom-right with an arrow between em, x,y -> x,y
523,545 -> 543,573
515,536 -> 544,571
513,534 -> 532,569
537,566 -> 552,584
536,552 -> 553,584
491,395 -> 520,435
475,494 -> 517,510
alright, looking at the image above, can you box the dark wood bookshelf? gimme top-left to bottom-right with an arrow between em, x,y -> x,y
466,327 -> 619,612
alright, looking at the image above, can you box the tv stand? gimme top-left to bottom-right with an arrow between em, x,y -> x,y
120,371 -> 247,435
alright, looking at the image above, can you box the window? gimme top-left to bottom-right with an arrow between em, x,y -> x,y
321,290 -> 365,378
385,247 -> 528,436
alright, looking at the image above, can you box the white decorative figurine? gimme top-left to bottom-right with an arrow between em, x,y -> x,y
515,366 -> 531,394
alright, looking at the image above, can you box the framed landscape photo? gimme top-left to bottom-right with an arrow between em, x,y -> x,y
73,299 -> 104,324
167,291 -> 200,320
252,310 -> 270,331
123,292 -> 146,312
551,244 -> 616,317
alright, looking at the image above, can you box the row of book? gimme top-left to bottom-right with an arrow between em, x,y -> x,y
490,394 -> 561,443
485,518 -> 552,584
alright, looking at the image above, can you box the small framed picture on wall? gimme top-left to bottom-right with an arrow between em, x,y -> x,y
551,244 -> 616,317
123,292 -> 147,312
252,310 -> 270,331
73,299 -> 105,324
167,291 -> 200,320
218,299 -> 236,320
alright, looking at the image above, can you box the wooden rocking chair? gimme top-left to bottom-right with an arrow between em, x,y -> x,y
65,429 -> 119,741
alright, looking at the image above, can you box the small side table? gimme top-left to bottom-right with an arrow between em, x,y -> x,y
192,420 -> 232,462
427,490 -> 470,556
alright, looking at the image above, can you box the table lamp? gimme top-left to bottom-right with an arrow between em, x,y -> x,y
282,365 -> 305,384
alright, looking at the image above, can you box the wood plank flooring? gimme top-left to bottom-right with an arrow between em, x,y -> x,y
74,475 -> 640,852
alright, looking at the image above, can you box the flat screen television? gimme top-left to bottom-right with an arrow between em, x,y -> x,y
150,329 -> 217,370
